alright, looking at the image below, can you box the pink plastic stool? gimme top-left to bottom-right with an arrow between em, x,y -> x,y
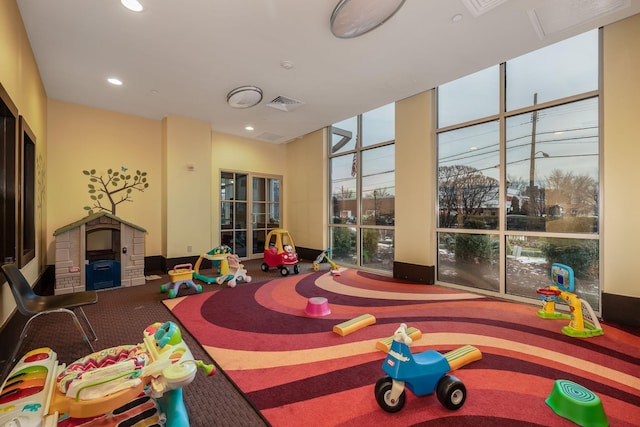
305,297 -> 331,316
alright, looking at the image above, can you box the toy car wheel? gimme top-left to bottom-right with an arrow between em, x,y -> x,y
168,289 -> 176,299
160,284 -> 167,293
228,279 -> 237,288
196,284 -> 203,293
261,263 -> 269,272
436,375 -> 466,410
374,375 -> 391,396
312,263 -> 320,272
280,267 -> 290,276
375,376 -> 405,413
294,264 -> 300,274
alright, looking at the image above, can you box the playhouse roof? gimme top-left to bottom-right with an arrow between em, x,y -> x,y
53,212 -> 147,236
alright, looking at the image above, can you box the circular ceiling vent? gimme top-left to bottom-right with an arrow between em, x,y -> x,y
226,86 -> 263,109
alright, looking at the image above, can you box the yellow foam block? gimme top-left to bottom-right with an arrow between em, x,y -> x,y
444,345 -> 482,371
333,314 -> 376,336
376,327 -> 422,353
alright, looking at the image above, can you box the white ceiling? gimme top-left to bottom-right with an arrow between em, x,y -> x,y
16,0 -> 640,144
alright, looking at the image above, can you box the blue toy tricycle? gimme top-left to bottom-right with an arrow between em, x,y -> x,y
375,323 -> 482,413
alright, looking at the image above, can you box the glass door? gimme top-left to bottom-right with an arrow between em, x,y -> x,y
220,172 -> 281,259
220,172 -> 247,257
252,177 -> 281,257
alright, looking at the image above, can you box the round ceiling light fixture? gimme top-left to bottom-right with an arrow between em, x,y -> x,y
330,0 -> 406,39
226,86 -> 263,109
121,0 -> 143,12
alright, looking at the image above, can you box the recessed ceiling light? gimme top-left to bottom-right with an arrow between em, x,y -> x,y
121,0 -> 143,12
245,126 -> 255,131
107,78 -> 123,86
451,13 -> 464,23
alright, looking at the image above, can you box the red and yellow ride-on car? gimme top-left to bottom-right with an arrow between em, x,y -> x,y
261,229 -> 300,276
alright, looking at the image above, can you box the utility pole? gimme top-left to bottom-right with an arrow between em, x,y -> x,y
529,93 -> 539,215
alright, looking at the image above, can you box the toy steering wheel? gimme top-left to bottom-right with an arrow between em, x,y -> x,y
154,321 -> 178,348
536,288 -> 561,297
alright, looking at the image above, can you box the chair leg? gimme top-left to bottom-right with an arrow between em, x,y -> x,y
60,308 -> 95,353
1,309 -> 97,383
76,307 -> 98,342
1,316 -> 34,383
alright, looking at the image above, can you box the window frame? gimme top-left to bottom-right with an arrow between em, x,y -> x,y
328,103 -> 396,273
0,83 -> 19,266
434,30 -> 602,312
19,116 -> 36,268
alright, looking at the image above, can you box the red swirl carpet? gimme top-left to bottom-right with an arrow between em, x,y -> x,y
163,269 -> 640,426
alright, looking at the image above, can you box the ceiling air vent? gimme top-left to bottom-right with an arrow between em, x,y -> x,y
528,0 -> 629,39
256,131 -> 286,143
266,95 -> 305,112
462,0 -> 510,17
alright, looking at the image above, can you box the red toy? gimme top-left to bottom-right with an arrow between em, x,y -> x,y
260,229 -> 300,276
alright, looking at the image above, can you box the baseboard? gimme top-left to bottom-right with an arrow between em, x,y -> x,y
144,255 -> 166,274
602,293 -> 640,328
296,246 -> 323,262
393,261 -> 434,284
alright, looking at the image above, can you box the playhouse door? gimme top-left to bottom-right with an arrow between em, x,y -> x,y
86,260 -> 121,290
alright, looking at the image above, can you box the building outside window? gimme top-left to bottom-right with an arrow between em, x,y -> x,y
436,30 -> 601,311
329,103 -> 395,272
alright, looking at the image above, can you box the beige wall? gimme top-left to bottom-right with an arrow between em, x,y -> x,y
0,0 -> 47,326
285,129 -> 327,250
163,115 -> 211,258
211,131 -> 289,251
395,91 -> 436,266
602,13 -> 640,298
47,100 -> 163,260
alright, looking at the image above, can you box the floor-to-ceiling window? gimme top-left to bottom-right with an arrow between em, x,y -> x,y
436,29 -> 601,311
220,171 -> 281,259
328,103 -> 395,272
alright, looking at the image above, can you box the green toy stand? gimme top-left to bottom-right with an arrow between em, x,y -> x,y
546,379 -> 609,427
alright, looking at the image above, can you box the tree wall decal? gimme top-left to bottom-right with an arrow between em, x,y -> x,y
82,167 -> 149,215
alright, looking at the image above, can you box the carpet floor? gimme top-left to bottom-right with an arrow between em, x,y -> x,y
0,259 -> 279,427
164,268 -> 640,426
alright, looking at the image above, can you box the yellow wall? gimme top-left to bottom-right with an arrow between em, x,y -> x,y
47,100 -> 163,259
602,13 -> 640,298
2,0 -> 640,333
211,131 -> 289,249
285,129 -> 327,250
0,0 -> 48,325
395,91 -> 436,265
163,115 -> 211,258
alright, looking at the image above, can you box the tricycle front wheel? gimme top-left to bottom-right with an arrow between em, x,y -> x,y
374,376 -> 406,413
436,375 -> 466,410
